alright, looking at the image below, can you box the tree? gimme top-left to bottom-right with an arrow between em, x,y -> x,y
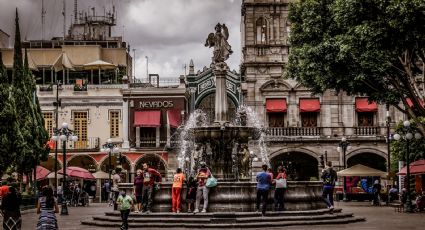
0,53 -> 24,178
11,9 -> 48,176
287,0 -> 425,133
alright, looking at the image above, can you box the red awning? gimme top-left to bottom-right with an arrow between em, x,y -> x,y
134,110 -> 161,127
355,98 -> 377,112
167,109 -> 182,128
299,98 -> 321,113
406,98 -> 424,108
266,99 -> 287,113
397,160 -> 425,176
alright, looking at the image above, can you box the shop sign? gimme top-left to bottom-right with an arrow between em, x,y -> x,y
139,101 -> 174,108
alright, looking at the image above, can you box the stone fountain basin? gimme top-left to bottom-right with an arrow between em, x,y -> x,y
119,181 -> 326,212
193,126 -> 258,143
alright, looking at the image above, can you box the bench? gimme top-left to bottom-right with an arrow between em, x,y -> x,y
389,202 -> 404,212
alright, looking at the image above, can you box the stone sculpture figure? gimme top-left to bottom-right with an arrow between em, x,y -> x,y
239,145 -> 251,179
205,23 -> 233,64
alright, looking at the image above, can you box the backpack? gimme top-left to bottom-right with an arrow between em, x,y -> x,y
322,168 -> 336,186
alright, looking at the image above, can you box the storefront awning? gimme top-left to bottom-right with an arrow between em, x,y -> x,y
134,110 -> 161,127
355,98 -> 377,112
299,98 -> 320,113
397,160 -> 425,176
266,99 -> 287,113
167,109 -> 182,128
406,98 -> 424,108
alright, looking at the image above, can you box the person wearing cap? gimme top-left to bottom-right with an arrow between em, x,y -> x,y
194,162 -> 211,213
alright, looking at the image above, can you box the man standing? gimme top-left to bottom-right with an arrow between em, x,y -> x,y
112,167 -> 122,210
256,164 -> 271,215
321,161 -> 337,210
141,163 -> 162,214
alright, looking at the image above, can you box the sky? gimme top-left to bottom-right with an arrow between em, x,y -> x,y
0,0 -> 242,80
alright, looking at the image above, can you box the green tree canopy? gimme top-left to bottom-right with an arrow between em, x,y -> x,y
287,0 -> 425,132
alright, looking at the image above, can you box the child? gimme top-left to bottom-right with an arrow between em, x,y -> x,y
172,168 -> 185,213
117,190 -> 134,230
186,176 -> 197,213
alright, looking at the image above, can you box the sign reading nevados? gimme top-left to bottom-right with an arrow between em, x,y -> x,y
139,101 -> 174,108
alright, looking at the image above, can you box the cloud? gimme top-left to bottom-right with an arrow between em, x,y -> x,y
0,0 -> 242,78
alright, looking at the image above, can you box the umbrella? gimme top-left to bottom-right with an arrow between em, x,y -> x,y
58,166 -> 95,180
397,159 -> 425,176
83,60 -> 117,84
46,172 -> 64,179
337,164 -> 387,177
92,171 -> 110,179
36,166 -> 51,181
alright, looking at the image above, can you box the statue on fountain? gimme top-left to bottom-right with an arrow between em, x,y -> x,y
239,145 -> 251,179
205,23 -> 233,70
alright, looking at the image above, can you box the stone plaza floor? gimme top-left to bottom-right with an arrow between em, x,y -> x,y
11,201 -> 425,229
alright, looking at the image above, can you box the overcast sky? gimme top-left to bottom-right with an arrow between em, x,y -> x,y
0,0 -> 242,80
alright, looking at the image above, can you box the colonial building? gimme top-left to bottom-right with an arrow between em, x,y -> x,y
240,0 -> 406,181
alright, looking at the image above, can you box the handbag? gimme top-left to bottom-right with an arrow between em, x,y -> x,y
206,176 -> 217,188
275,178 -> 287,189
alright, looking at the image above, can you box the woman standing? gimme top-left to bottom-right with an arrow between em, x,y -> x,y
274,166 -> 287,211
0,186 -> 22,230
36,186 -> 59,230
133,169 -> 144,213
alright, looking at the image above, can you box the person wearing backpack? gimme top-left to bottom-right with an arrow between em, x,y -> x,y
321,161 -> 337,210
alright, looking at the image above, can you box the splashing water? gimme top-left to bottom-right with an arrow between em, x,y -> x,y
237,105 -> 271,167
177,109 -> 208,173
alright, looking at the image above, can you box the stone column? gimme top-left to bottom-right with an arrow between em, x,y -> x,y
214,62 -> 229,124
156,127 -> 160,148
122,100 -> 130,149
166,123 -> 171,147
135,127 -> 140,147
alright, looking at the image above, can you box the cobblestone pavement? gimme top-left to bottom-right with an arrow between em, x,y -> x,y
13,201 -> 425,230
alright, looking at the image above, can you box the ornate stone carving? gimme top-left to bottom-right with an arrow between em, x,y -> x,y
205,23 -> 233,64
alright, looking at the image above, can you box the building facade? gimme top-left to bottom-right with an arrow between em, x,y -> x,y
240,0 -> 407,180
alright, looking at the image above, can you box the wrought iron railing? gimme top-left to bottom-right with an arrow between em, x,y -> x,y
55,137 -> 99,151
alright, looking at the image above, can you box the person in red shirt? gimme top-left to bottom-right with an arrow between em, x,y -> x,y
0,181 -> 10,200
171,168 -> 185,213
274,166 -> 287,211
141,163 -> 162,214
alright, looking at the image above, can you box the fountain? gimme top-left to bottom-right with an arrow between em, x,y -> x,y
82,23 -> 365,228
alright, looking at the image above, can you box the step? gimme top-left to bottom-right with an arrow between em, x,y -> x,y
104,208 -> 342,218
91,212 -> 353,224
81,216 -> 365,228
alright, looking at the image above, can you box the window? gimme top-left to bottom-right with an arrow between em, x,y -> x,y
268,113 -> 285,127
140,128 -> 156,147
110,111 -> 120,138
74,112 -> 88,148
358,112 -> 374,126
256,17 -> 268,44
301,113 -> 318,127
43,112 -> 54,136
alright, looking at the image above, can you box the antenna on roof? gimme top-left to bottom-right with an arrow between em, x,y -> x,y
74,0 -> 78,23
62,0 -> 66,41
41,0 -> 46,43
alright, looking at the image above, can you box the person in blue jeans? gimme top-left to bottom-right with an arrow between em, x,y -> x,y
256,164 -> 272,215
321,161 -> 337,210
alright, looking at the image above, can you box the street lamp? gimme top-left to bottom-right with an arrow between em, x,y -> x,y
52,80 -> 62,194
51,122 -> 78,215
393,120 -> 423,213
337,137 -> 351,201
386,105 -> 391,174
100,138 -> 121,184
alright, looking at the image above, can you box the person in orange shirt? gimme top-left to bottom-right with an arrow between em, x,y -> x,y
172,168 -> 185,213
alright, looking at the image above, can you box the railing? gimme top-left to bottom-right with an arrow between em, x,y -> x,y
354,126 -> 379,136
267,127 -> 322,137
55,137 -> 99,151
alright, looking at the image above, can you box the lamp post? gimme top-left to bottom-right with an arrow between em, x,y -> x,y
100,139 -> 121,184
337,137 -> 351,201
386,105 -> 391,174
51,122 -> 78,215
52,81 -> 62,194
393,120 -> 423,213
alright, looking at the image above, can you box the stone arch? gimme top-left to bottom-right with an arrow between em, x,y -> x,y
67,154 -> 98,172
260,79 -> 291,92
98,154 -> 131,174
269,148 -> 320,181
195,91 -> 237,123
134,153 -> 168,177
346,148 -> 387,171
255,17 -> 269,44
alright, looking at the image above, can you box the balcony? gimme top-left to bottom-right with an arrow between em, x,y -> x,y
267,127 -> 322,138
53,137 -> 100,152
354,126 -> 379,136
